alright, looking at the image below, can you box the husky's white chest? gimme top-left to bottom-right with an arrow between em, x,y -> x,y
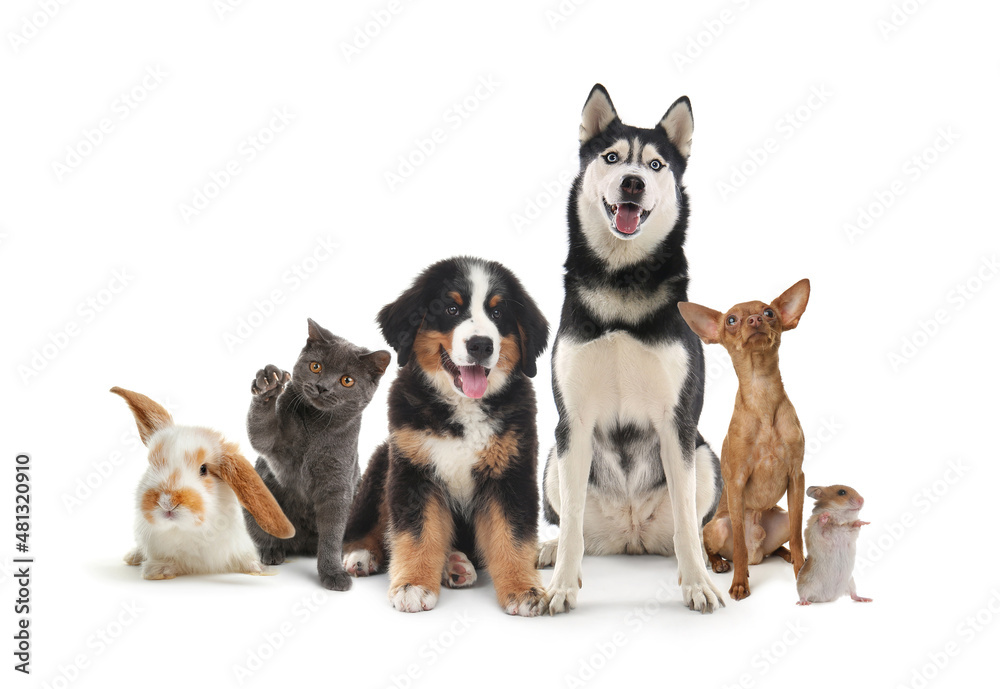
555,332 -> 689,424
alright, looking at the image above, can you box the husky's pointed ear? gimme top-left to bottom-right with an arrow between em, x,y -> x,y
580,84 -> 619,143
110,387 -> 174,446
659,96 -> 694,158
377,282 -> 427,368
307,318 -> 334,343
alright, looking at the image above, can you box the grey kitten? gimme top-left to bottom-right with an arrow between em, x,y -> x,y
244,318 -> 390,591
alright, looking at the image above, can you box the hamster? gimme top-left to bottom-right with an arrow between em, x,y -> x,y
796,485 -> 873,605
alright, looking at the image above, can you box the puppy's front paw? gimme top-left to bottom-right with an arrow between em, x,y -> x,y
344,549 -> 382,577
251,365 -> 290,400
536,539 -> 558,569
442,551 -> 477,589
503,588 -> 547,617
319,568 -> 353,591
681,570 -> 725,613
389,584 -> 438,613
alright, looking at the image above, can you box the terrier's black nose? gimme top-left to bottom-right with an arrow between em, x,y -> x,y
466,336 -> 494,363
620,175 -> 645,195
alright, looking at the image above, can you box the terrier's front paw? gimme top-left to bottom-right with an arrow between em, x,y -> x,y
503,588 -> 547,617
251,365 -> 291,400
442,551 -> 477,589
319,568 -> 353,591
389,584 -> 438,613
344,549 -> 382,577
729,579 -> 750,602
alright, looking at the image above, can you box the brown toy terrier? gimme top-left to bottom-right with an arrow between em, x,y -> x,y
678,279 -> 810,600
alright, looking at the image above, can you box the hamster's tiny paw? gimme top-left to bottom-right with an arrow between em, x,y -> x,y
442,551 -> 477,589
389,584 -> 438,613
251,365 -> 290,399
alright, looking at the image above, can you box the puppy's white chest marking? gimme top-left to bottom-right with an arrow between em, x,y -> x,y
556,333 -> 689,425
422,398 -> 496,505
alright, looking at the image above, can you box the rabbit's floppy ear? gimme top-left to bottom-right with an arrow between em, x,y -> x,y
110,387 -> 173,446
215,442 -> 295,539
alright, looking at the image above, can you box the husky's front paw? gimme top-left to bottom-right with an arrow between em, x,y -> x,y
503,588 -> 547,617
544,570 -> 581,615
389,584 -> 439,613
536,539 -> 558,569
251,365 -> 290,400
682,572 -> 725,613
344,549 -> 382,577
442,551 -> 477,589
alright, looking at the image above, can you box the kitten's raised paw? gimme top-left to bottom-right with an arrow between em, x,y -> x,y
319,568 -> 353,591
344,549 -> 382,577
251,365 -> 290,399
442,551 -> 477,589
389,584 -> 438,613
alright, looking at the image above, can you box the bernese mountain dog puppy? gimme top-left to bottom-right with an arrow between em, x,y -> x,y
343,257 -> 549,615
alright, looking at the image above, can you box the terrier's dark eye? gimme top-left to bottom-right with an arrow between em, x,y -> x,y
491,308 -> 502,320
727,315 -> 737,326
764,309 -> 775,318
838,489 -> 847,496
604,152 -> 618,163
446,306 -> 459,316
200,464 -> 208,476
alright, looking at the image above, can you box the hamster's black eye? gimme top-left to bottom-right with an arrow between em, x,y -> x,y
199,464 -> 207,476
309,362 -> 322,373
491,307 -> 503,320
650,160 -> 662,170
838,489 -> 847,496
604,152 -> 618,163
446,305 -> 459,316
727,315 -> 737,326
764,309 -> 775,318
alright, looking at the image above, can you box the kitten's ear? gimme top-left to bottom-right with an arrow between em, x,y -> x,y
507,275 -> 549,378
377,282 -> 428,368
361,350 -> 392,378
110,387 -> 173,446
214,440 -> 295,539
678,302 -> 723,345
306,318 -> 334,343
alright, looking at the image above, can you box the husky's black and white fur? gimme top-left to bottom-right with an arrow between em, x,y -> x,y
540,85 -> 724,614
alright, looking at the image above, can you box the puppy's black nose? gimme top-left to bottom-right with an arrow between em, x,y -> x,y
620,175 -> 645,195
466,336 -> 494,363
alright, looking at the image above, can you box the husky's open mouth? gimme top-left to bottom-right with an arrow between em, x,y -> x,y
603,200 -> 651,237
440,347 -> 490,399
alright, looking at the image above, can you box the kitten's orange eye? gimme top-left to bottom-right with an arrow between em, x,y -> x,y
310,362 -> 322,373
340,375 -> 354,388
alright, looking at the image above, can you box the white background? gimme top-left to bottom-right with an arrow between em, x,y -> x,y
2,1 -> 998,687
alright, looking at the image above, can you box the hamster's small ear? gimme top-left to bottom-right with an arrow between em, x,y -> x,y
110,387 -> 173,446
660,96 -> 694,159
678,302 -> 722,345
377,282 -> 428,368
361,350 -> 392,378
580,84 -> 619,143
773,279 -> 810,331
307,318 -> 334,343
215,442 -> 295,539
806,486 -> 823,500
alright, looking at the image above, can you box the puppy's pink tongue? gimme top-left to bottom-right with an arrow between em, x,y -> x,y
459,366 -> 488,398
614,204 -> 641,234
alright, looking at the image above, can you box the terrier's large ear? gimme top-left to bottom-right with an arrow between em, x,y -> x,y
677,302 -> 722,345
580,84 -> 619,143
377,281 -> 428,368
659,96 -> 694,159
307,318 -> 334,343
110,387 -> 174,446
772,279 -> 810,331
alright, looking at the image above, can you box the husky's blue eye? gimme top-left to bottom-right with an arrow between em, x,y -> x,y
604,152 -> 618,163
650,160 -> 662,170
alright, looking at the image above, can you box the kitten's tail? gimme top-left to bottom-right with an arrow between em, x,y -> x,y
343,443 -> 390,576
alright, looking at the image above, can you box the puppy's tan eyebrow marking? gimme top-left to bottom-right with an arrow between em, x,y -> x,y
448,291 -> 463,306
489,294 -> 502,308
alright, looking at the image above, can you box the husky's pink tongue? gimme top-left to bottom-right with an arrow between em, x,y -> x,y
459,365 -> 488,398
614,204 -> 641,234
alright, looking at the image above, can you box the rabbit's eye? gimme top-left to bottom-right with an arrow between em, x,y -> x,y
199,464 -> 207,476
341,375 -> 355,388
310,362 -> 323,373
